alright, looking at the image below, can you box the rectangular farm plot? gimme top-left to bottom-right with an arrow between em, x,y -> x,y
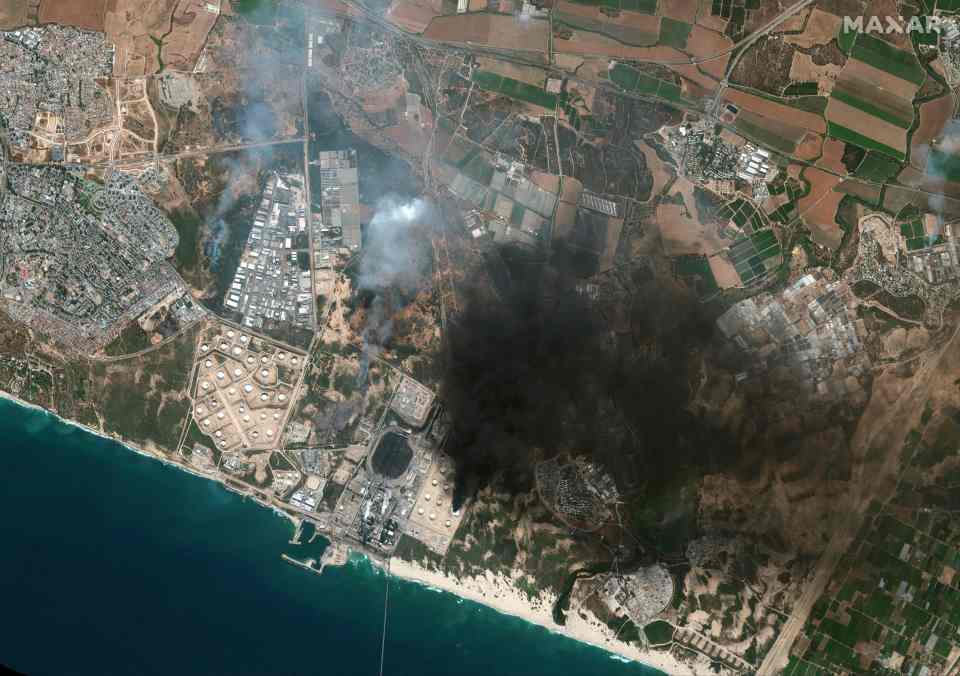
829,88 -> 912,130
728,228 -> 782,284
658,17 -> 691,49
732,110 -> 804,155
608,63 -> 694,106
562,0 -> 658,11
471,71 -> 557,110
552,3 -> 660,46
850,33 -> 926,86
826,97 -> 908,158
900,217 -> 938,251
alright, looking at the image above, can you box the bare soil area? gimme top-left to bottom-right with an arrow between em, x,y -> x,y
798,167 -> 844,249
783,8 -> 841,49
911,94 -> 955,171
39,0 -> 106,30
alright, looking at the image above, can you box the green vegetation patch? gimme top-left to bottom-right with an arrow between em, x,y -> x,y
103,321 -> 152,357
471,71 -> 557,110
658,18 -> 691,49
853,151 -> 904,182
837,24 -> 858,54
928,149 -> 960,183
565,0 -> 657,11
830,88 -> 913,129
675,254 -> 719,296
734,117 -> 795,155
608,63 -> 693,107
783,81 -> 818,96
728,227 -> 781,283
643,620 -> 674,645
827,122 -> 905,161
850,33 -> 926,86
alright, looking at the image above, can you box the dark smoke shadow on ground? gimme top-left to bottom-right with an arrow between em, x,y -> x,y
440,245 -> 739,512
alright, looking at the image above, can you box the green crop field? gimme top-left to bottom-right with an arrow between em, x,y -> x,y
609,64 -> 694,106
734,117 -> 795,154
659,18 -> 691,49
783,81 -> 818,96
830,89 -> 913,129
471,71 -> 556,109
851,33 -> 926,85
827,122 -> 905,161
853,151 -> 904,182
566,0 -> 656,11
928,149 -> 960,182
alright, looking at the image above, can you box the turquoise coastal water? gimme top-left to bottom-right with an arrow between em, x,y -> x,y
0,398 -> 663,676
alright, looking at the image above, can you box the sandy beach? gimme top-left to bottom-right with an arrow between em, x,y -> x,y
0,388 -> 696,673
386,557 -> 695,675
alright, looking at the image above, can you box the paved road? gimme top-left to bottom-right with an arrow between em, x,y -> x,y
757,319 -> 960,674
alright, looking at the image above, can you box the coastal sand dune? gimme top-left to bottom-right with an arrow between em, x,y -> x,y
386,557 -> 695,674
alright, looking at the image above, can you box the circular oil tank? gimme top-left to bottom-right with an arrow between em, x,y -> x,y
201,344 -> 209,352
370,431 -> 414,480
244,384 -> 253,393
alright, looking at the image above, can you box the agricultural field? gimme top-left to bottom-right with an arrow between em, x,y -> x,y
608,63 -> 695,107
563,0 -> 657,11
825,37 -> 922,162
900,217 -> 940,252
553,1 -> 661,45
911,94 -> 955,171
471,71 -> 557,110
727,228 -> 781,284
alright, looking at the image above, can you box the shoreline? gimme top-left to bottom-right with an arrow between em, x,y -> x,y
0,389 -> 686,673
379,557 -> 692,675
0,390 -> 301,528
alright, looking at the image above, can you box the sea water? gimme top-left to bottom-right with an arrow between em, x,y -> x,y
0,398 -> 662,676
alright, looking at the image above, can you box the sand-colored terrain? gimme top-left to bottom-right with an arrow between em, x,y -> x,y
657,202 -> 732,256
798,167 -> 844,249
825,98 -> 908,154
106,0 -> 216,76
387,557 -> 697,675
789,51 -> 841,93
423,13 -> 549,54
476,57 -> 546,87
724,89 -> 826,134
635,141 -> 671,202
39,0 -> 106,30
911,93 -> 955,171
816,137 -> 847,174
839,59 -> 920,103
783,8 -> 840,48
670,62 -> 721,96
794,132 -> 823,161
385,0 -> 442,33
708,254 -> 740,289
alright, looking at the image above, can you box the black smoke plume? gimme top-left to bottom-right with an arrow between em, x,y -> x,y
441,247 -> 736,507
